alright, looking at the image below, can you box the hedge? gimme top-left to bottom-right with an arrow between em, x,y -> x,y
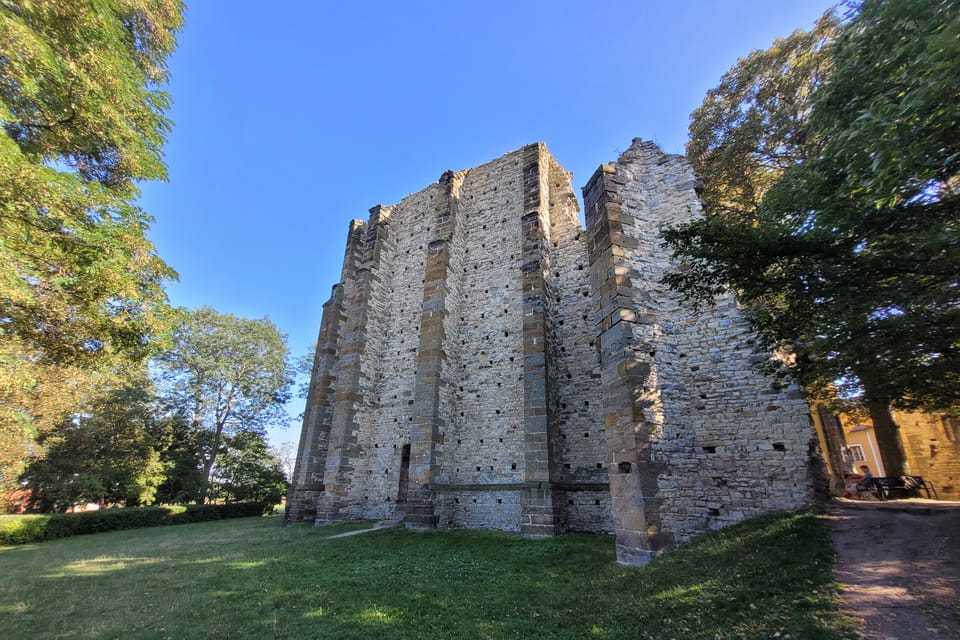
0,502 -> 268,546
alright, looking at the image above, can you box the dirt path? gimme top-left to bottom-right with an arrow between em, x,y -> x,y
830,500 -> 960,639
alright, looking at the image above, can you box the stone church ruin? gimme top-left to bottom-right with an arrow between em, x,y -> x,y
287,138 -> 820,565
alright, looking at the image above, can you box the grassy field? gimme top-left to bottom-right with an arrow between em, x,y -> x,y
0,510 -> 856,639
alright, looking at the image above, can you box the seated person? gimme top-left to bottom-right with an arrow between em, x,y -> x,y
844,465 -> 875,498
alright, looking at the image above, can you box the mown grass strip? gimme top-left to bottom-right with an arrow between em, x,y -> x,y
0,510 -> 857,639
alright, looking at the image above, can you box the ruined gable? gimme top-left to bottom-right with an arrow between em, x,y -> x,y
288,139 -> 821,565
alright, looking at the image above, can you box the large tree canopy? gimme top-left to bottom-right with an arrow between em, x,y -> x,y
686,10 -> 838,223
153,307 -> 293,501
664,0 -> 959,476
0,1 -> 184,502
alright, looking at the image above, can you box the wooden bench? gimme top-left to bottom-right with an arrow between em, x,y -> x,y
869,475 -> 938,500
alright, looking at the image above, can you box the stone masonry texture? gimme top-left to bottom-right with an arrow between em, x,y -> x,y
287,138 -> 821,565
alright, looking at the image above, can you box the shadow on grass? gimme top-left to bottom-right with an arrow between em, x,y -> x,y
0,511 -> 856,640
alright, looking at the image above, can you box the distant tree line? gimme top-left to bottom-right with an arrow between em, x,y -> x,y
19,306 -> 292,512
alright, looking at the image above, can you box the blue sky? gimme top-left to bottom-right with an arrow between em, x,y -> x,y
137,1 -> 836,448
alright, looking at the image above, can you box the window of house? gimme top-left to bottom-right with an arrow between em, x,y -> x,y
848,444 -> 866,462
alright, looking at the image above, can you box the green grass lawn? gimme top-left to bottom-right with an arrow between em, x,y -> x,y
0,510 -> 856,639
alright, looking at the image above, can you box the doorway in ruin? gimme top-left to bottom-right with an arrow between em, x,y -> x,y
396,443 -> 411,515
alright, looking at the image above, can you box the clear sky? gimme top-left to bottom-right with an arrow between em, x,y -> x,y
137,1 -> 836,448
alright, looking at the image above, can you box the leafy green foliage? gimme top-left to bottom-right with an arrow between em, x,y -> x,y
666,0 -> 960,473
0,502 -> 265,545
154,414 -> 210,504
11,306 -> 296,511
687,10 -> 838,222
0,0 -> 184,499
20,379 -> 170,512
211,430 -> 287,506
0,0 -> 182,185
153,307 -> 293,500
0,511 -> 855,638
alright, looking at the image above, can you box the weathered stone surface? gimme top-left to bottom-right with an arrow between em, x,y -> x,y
287,139 -> 821,562
583,139 -> 817,565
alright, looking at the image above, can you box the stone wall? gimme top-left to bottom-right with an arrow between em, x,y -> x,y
288,144 -> 610,533
583,139 -> 819,564
288,138 -> 822,563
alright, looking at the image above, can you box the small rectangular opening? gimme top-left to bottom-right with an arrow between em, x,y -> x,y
396,444 -> 411,504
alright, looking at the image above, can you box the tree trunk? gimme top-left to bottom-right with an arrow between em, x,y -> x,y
200,439 -> 217,504
866,401 -> 908,477
814,408 -> 849,494
199,420 -> 227,504
199,455 -> 214,504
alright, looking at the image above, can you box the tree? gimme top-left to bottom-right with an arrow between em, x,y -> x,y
274,440 -> 299,481
22,379 -> 169,512
0,1 -> 184,500
686,10 -> 839,222
153,307 -> 292,502
154,413 -> 209,504
210,430 -> 287,506
292,340 -> 318,421
664,0 -> 960,476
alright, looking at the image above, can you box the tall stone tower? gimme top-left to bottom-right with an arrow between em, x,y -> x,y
287,139 -> 821,565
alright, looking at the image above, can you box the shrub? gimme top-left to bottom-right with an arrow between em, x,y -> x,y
0,502 -> 267,546
167,502 -> 267,524
0,515 -> 48,545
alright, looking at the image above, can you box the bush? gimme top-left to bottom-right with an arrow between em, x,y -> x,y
166,502 -> 267,524
0,502 -> 268,546
0,515 -> 48,545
